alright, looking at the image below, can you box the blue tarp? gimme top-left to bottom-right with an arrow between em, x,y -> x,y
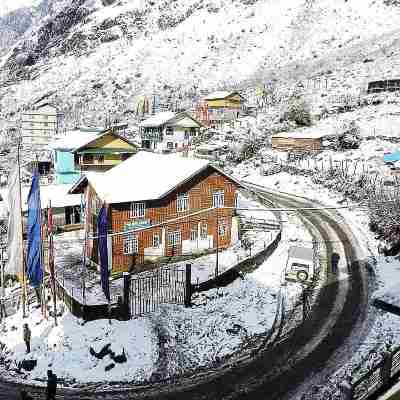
97,205 -> 110,301
26,170 -> 43,288
384,151 -> 400,163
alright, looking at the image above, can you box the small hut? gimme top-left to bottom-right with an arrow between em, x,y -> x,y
271,130 -> 325,152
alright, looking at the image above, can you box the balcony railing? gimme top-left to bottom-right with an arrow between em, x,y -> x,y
140,132 -> 163,141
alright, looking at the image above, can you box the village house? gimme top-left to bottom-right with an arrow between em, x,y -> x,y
201,91 -> 246,127
49,127 -> 138,184
70,151 -> 241,273
139,111 -> 203,152
21,103 -> 63,149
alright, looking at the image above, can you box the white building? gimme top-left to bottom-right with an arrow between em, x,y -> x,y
21,103 -> 62,149
139,111 -> 203,153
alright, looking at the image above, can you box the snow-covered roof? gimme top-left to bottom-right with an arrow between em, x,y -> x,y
139,112 -> 177,128
0,183 -> 81,213
204,91 -> 243,100
76,151 -> 216,204
48,130 -> 102,151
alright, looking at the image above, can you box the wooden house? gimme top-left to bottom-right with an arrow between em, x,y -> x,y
203,91 -> 246,126
50,127 -> 138,184
271,131 -> 324,152
70,151 -> 241,274
74,129 -> 138,172
140,111 -> 203,153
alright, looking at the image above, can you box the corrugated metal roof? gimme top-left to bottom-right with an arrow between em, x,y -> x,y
384,151 -> 400,163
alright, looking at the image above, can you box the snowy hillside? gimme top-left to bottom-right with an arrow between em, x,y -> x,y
1,0 -> 400,124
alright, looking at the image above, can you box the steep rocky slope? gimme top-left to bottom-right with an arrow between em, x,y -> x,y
0,0 -> 400,125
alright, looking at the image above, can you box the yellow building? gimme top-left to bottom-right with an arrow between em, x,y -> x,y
73,129 -> 139,172
203,91 -> 246,126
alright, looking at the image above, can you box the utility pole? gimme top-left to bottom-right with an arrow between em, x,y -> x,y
302,283 -> 308,322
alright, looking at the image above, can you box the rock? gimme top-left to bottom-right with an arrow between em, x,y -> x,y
89,343 -> 112,359
110,348 -> 127,364
226,324 -> 242,335
105,363 -> 115,372
18,359 -> 37,371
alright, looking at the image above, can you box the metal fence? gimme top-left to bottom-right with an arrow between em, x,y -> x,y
129,265 -> 189,317
351,345 -> 400,400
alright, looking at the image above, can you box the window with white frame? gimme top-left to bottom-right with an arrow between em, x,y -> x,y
212,190 -> 224,208
200,223 -> 208,239
167,142 -> 173,149
218,219 -> 226,236
190,228 -> 198,241
166,126 -> 173,135
124,234 -> 138,254
234,193 -> 239,209
130,202 -> 145,218
177,193 -> 189,212
168,230 -> 181,246
153,233 -> 161,248
91,197 -> 98,215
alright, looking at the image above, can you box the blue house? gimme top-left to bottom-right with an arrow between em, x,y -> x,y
50,128 -> 104,184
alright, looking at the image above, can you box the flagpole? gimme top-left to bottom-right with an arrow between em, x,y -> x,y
35,156 -> 46,319
48,200 -> 57,326
17,140 -> 27,319
81,164 -> 87,306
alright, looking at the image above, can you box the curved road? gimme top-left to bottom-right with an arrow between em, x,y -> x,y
0,187 -> 372,400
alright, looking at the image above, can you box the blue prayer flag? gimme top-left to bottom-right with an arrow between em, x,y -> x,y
97,205 -> 110,301
26,170 -> 43,288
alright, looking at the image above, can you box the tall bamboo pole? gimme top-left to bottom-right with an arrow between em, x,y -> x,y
215,204 -> 219,279
17,141 -> 27,318
48,200 -> 57,326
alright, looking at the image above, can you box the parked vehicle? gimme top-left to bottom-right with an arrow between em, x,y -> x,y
194,144 -> 222,160
285,246 -> 314,283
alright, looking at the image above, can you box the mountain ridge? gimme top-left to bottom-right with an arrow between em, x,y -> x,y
0,0 -> 400,127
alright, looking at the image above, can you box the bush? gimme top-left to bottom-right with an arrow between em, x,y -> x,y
281,97 -> 312,127
337,120 -> 361,149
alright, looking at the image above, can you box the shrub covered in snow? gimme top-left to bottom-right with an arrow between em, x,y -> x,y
336,119 -> 361,150
281,96 -> 312,127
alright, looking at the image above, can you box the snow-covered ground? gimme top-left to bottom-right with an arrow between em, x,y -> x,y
0,275 -> 286,386
0,304 -> 158,385
0,180 -> 315,387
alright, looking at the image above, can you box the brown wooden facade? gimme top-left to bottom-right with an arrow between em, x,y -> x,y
271,136 -> 322,152
84,166 -> 239,274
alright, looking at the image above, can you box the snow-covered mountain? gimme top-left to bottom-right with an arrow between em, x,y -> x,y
1,0 -> 400,125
